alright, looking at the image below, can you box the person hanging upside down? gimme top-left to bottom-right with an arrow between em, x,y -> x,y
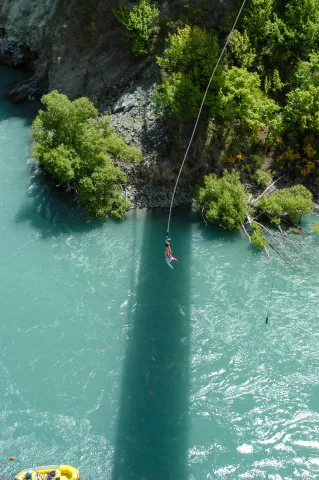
165,235 -> 178,268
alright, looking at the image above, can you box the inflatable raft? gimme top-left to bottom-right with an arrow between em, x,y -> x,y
14,465 -> 80,480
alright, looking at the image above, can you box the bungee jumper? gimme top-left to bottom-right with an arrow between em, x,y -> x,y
164,0 -> 247,269
165,234 -> 178,269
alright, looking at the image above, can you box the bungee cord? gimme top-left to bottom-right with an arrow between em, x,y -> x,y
166,0 -> 248,238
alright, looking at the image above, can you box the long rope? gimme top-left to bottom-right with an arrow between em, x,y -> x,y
166,0 -> 248,235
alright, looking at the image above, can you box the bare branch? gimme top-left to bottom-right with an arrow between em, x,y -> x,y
265,246 -> 270,260
241,223 -> 251,243
254,176 -> 282,205
201,205 -> 209,227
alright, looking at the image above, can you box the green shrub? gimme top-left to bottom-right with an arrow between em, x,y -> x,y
196,170 -> 249,230
215,67 -> 280,133
258,185 -> 313,224
253,169 -> 273,187
228,29 -> 256,69
153,72 -> 202,119
32,91 -> 141,219
157,25 -> 219,87
250,154 -> 265,169
154,25 -> 219,118
113,0 -> 160,55
250,222 -> 268,248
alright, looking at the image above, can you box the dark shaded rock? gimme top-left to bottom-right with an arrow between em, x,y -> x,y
9,62 -> 49,102
0,35 -> 36,68
9,76 -> 38,102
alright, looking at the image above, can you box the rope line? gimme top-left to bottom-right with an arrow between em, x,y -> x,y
166,0 -> 248,235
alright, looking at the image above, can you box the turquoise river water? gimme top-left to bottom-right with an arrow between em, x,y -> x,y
1,65 -> 319,480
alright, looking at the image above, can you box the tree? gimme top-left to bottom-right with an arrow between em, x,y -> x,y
157,25 -> 219,87
284,0 -> 319,60
77,166 -> 130,219
196,170 -> 249,230
283,86 -> 319,132
228,29 -> 256,69
257,184 -> 313,224
196,172 -> 313,261
253,169 -> 273,187
243,0 -> 319,82
215,67 -> 280,132
295,52 -> 319,88
282,53 -> 319,133
113,0 -> 160,55
154,25 -> 219,118
32,91 -> 141,219
153,72 -> 202,119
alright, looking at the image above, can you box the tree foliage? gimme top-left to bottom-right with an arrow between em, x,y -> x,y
282,53 -> 319,133
244,0 -> 319,75
157,25 -> 219,86
215,67 -> 279,132
153,72 -> 202,119
196,170 -> 249,230
250,222 -> 268,249
228,29 -> 256,69
32,91 -> 141,219
113,0 -> 160,55
253,169 -> 273,187
257,185 -> 313,224
154,25 -> 219,118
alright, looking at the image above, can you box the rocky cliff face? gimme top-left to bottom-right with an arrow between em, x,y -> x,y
0,0 -> 231,206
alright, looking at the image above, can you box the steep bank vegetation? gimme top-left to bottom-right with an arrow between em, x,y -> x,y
113,0 -> 318,239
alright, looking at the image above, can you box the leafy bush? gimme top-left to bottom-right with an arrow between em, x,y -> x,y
113,0 -> 160,55
264,69 -> 284,93
32,91 -> 141,219
282,53 -> 319,134
253,169 -> 273,187
250,154 -> 265,169
257,185 -> 312,224
196,170 -> 249,230
295,52 -> 319,89
276,143 -> 317,176
284,86 -> 319,132
154,25 -> 219,118
153,72 -> 202,119
215,67 -> 280,132
184,0 -> 209,27
250,222 -> 268,248
157,25 -> 219,86
228,29 -> 256,69
243,0 -> 319,77
313,221 -> 319,233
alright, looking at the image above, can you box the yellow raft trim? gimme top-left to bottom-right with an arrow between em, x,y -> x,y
14,465 -> 80,480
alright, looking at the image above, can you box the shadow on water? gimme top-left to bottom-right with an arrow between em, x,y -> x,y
112,209 -> 192,480
198,218 -> 242,245
0,65 -> 40,125
14,167 -> 105,237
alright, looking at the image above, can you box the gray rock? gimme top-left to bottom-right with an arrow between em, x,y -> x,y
113,93 -> 137,113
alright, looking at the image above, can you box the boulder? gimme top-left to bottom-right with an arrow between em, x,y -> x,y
113,93 -> 137,113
